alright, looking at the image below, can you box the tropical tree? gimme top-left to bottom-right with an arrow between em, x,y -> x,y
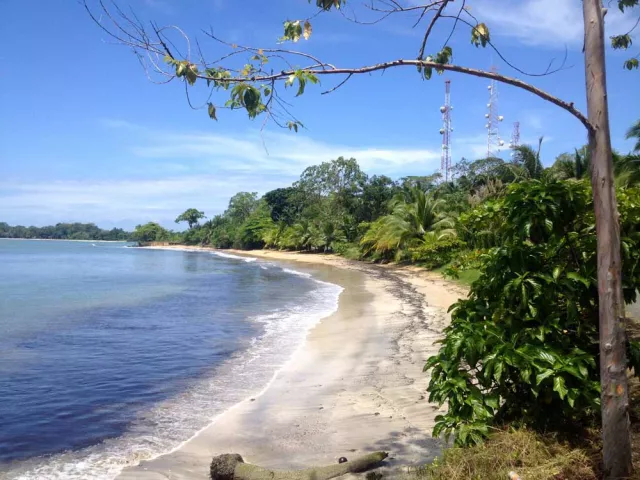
549,149 -> 590,181
512,138 -> 544,180
175,208 -> 205,229
226,192 -> 259,225
426,180 -> 640,447
131,222 -> 170,243
626,119 -> 640,152
361,188 -> 454,259
549,145 -> 640,186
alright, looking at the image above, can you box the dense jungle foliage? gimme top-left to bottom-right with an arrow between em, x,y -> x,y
0,222 -> 130,241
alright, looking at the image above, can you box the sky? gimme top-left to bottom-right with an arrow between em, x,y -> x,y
0,0 -> 638,229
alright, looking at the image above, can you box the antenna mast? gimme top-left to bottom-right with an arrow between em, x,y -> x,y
440,79 -> 453,181
485,66 -> 504,157
509,121 -> 521,158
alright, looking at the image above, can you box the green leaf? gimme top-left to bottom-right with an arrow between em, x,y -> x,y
485,393 -> 499,409
578,364 -> 589,378
553,266 -> 562,281
185,64 -> 198,85
493,361 -> 503,381
553,376 -> 568,400
471,23 -> 490,47
207,103 -> 217,121
611,34 -> 633,50
287,120 -> 303,133
566,272 -> 590,287
624,58 -> 639,70
280,20 -> 303,43
536,369 -> 554,385
537,350 -> 556,364
311,0 -> 345,10
618,0 -> 639,12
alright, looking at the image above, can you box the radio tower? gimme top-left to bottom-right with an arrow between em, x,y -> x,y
485,66 -> 505,157
509,121 -> 521,156
440,79 -> 453,182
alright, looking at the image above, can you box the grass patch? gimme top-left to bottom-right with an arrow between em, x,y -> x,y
454,268 -> 480,286
433,265 -> 481,286
408,429 -> 598,480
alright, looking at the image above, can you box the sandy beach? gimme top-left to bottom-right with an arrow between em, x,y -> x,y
118,248 -> 466,479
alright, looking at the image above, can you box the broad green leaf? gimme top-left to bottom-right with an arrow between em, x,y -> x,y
578,364 -> 589,378
485,393 -> 499,409
553,376 -> 568,400
566,272 -> 590,287
536,369 -> 554,385
537,351 -> 556,365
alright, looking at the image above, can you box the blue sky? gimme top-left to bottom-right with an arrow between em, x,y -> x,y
1,0 -> 638,229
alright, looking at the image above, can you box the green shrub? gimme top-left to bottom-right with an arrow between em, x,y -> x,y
332,241 -> 362,260
409,238 -> 464,269
425,180 -> 640,446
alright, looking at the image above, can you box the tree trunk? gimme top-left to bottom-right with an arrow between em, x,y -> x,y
582,1 -> 632,478
210,452 -> 388,480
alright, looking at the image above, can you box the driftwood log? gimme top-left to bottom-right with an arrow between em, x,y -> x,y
210,452 -> 388,480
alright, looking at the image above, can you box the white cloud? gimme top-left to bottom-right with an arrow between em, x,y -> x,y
111,121 -> 442,175
454,134 -> 490,159
0,175 -> 285,229
473,0 -> 636,47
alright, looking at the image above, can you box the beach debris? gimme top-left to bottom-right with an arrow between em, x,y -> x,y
209,452 -> 388,480
338,457 -> 348,463
365,472 -> 384,480
374,412 -> 380,416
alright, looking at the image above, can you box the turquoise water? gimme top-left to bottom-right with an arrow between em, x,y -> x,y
0,240 -> 342,479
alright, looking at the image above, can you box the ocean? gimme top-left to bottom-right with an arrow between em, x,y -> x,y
0,240 -> 342,479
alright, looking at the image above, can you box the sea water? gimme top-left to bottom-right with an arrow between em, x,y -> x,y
0,240 -> 342,479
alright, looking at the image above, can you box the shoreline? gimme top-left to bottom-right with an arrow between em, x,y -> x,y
117,247 -> 467,479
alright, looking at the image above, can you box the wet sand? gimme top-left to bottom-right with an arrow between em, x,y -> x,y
118,248 -> 466,479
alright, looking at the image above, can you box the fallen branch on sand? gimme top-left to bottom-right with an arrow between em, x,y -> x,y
210,452 -> 388,480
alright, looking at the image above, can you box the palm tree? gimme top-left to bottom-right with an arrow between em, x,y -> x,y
626,119 -> 640,153
549,148 -> 590,180
513,137 -> 544,179
549,144 -> 639,186
361,188 -> 455,259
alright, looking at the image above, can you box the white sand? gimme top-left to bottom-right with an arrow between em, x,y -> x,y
117,248 -> 466,479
